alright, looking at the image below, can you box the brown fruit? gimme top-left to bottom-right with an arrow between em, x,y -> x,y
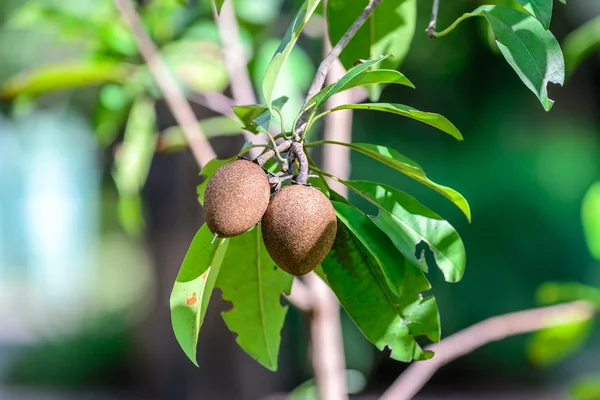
262,185 -> 337,276
204,159 -> 270,238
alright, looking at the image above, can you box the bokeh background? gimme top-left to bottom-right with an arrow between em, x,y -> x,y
1,0 -> 600,399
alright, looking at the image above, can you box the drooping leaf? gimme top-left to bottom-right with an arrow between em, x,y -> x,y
321,220 -> 440,362
92,86 -> 133,147
216,225 -> 293,371
325,103 -> 463,140
582,181 -> 600,261
527,318 -> 593,366
341,180 -> 466,283
232,96 -> 288,134
197,141 -> 258,205
261,0 -> 321,110
170,224 -> 230,366
327,0 -> 416,100
435,6 -> 564,111
563,15 -> 600,76
304,55 -> 389,111
0,61 -> 130,99
515,0 -> 552,30
312,141 -> 471,221
112,97 -> 157,234
332,201 -> 405,297
159,116 -> 244,152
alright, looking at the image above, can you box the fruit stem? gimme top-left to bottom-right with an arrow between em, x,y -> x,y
256,139 -> 292,167
290,141 -> 309,184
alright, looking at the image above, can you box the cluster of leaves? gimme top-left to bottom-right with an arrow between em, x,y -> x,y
169,0 -> 570,372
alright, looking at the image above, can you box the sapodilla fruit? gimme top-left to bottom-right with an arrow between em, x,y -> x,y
262,184 -> 337,276
204,159 -> 270,238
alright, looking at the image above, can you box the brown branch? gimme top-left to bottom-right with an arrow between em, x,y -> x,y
188,91 -> 236,117
293,0 -> 382,139
285,278 -> 314,312
113,0 -> 216,166
381,301 -> 595,400
306,273 -> 348,400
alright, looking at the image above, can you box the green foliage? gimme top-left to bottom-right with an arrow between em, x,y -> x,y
310,141 -> 471,221
170,224 -> 230,366
213,0 -> 226,15
0,61 -> 130,99
333,201 -> 406,297
340,180 -> 465,283
322,103 -> 463,141
232,96 -> 288,134
261,0 -> 321,110
563,15 -> 600,76
435,5 -> 564,111
582,181 -> 600,261
571,376 -> 600,400
515,0 -> 552,30
216,226 -> 293,370
527,318 -> 593,366
321,220 -> 439,362
112,97 -> 157,235
327,0 -> 416,100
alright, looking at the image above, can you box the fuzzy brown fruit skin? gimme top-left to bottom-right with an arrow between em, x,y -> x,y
204,159 -> 270,238
262,185 -> 337,276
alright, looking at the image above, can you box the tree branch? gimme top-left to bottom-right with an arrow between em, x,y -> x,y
188,91 -> 236,117
285,278 -> 314,312
306,273 -> 348,400
381,301 -> 595,400
113,0 -> 216,166
426,0 -> 440,38
294,0 -> 382,137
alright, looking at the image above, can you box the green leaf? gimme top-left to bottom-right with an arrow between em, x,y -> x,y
170,224 -> 230,366
435,6 -> 564,111
304,55 -> 389,111
112,97 -> 157,196
232,96 -> 288,134
571,376 -> 600,400
321,220 -> 440,362
527,318 -> 593,366
582,181 -> 600,261
563,15 -> 600,76
515,0 -> 552,30
342,180 -> 466,283
332,201 -> 406,297
92,90 -> 133,147
261,0 -> 321,110
325,103 -> 463,140
327,0 -> 416,100
216,225 -> 293,370
0,61 -> 130,99
536,281 -> 600,308
213,0 -> 226,14
159,116 -> 244,152
311,141 -> 471,221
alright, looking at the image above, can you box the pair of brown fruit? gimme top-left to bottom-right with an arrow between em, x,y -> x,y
203,159 -> 337,276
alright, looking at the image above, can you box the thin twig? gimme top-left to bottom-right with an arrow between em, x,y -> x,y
381,301 -> 595,400
113,0 -> 215,166
256,140 -> 292,166
426,0 -> 440,38
188,91 -> 236,116
294,0 -> 383,137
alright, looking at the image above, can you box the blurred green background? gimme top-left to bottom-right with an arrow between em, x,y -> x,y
1,0 -> 600,399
